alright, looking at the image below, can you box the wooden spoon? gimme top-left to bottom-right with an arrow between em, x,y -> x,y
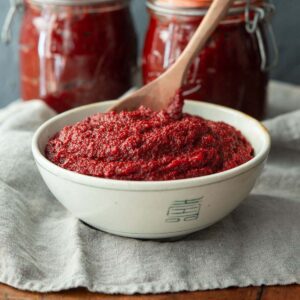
110,0 -> 234,112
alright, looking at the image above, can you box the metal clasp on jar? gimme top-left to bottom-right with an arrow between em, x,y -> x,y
245,0 -> 279,71
1,0 -> 23,44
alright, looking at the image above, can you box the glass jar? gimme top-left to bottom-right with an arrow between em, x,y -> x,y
142,0 -> 277,119
12,0 -> 137,112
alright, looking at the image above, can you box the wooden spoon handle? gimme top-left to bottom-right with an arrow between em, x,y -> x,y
169,0 -> 235,84
109,0 -> 235,113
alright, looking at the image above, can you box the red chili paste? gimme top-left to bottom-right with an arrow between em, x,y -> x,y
142,7 -> 268,120
45,94 -> 254,181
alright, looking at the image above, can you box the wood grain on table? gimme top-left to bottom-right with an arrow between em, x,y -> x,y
0,284 -> 299,300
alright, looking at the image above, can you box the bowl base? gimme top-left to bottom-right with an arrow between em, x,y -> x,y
80,220 -> 215,241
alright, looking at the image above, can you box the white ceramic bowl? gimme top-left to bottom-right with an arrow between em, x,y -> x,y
32,100 -> 271,239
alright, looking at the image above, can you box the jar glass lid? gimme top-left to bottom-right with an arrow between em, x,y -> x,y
28,0 -> 127,5
150,0 -> 263,9
147,0 -> 265,16
152,0 -> 211,7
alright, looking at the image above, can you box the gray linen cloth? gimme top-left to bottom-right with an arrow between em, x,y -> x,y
0,81 -> 299,294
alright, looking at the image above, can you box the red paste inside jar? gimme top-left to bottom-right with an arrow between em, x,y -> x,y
45,93 -> 254,181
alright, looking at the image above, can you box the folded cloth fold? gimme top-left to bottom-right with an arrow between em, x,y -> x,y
0,81 -> 299,294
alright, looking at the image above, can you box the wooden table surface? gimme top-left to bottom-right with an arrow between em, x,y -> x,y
0,284 -> 299,300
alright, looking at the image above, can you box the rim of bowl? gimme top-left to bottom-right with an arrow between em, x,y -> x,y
32,100 -> 271,191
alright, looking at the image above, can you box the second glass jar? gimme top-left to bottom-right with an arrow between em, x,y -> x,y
143,0 -> 275,119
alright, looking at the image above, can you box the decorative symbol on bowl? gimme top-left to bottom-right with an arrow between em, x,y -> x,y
165,197 -> 203,223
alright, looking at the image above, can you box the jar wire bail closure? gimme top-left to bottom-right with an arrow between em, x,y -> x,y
245,0 -> 278,70
1,0 -> 23,44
